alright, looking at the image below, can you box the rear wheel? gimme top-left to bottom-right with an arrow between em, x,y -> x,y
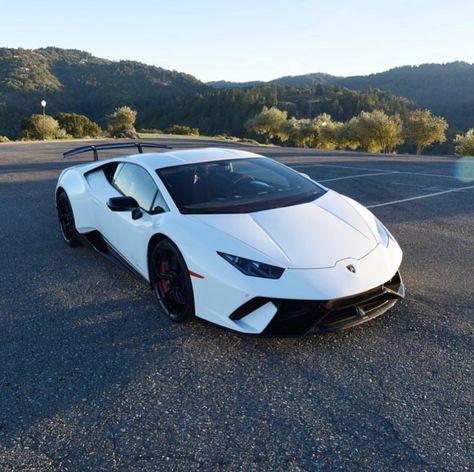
151,240 -> 195,323
57,192 -> 82,247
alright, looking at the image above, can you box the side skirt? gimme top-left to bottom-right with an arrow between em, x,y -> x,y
81,231 -> 151,287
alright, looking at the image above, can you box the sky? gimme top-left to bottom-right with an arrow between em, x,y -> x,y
2,0 -> 474,82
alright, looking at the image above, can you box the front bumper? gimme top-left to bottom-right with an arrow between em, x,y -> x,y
230,271 -> 405,336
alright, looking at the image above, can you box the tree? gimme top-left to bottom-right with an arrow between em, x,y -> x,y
353,110 -> 404,153
296,119 -> 318,147
313,114 -> 341,150
245,106 -> 288,142
21,114 -> 64,140
108,106 -> 138,138
336,118 -> 360,150
453,129 -> 474,156
56,112 -> 102,138
281,117 -> 300,145
404,109 -> 448,155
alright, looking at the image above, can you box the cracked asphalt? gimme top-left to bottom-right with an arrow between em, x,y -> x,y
0,139 -> 473,471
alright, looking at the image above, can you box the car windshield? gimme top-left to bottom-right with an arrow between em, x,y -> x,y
157,158 -> 326,214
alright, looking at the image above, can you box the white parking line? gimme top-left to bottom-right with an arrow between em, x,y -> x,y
291,163 -> 469,180
319,171 -> 399,182
367,185 -> 474,208
400,171 -> 470,180
292,163 -> 394,173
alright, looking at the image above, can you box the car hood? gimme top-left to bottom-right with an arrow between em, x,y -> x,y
189,190 -> 379,269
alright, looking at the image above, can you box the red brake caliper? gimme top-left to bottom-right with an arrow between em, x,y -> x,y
160,261 -> 170,293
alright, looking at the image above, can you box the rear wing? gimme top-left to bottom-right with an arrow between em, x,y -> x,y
63,142 -> 172,161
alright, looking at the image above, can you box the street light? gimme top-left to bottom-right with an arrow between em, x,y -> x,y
41,100 -> 47,140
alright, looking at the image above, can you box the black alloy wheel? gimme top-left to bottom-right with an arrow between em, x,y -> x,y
151,239 -> 195,323
57,192 -> 82,247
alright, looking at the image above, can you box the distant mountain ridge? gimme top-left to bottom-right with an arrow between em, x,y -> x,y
339,62 -> 474,130
0,47 -> 417,139
208,62 -> 474,130
208,72 -> 337,89
1,48 -> 472,141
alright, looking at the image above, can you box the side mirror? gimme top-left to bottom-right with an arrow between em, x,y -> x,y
107,196 -> 143,220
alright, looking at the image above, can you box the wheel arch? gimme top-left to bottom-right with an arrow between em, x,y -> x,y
147,233 -> 172,285
56,186 -> 66,203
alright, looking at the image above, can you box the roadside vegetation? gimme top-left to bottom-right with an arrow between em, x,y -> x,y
454,129 -> 474,156
1,48 -> 473,156
12,104 -> 470,157
108,106 -> 138,138
165,124 -> 200,136
245,106 -> 450,155
21,114 -> 68,140
56,113 -> 102,138
0,45 -> 467,156
21,112 -> 103,140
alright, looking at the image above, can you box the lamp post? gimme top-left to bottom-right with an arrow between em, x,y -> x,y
41,100 -> 47,140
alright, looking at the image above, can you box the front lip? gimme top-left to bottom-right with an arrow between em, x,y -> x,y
228,271 -> 405,336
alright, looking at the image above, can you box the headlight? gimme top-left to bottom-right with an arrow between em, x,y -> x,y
375,218 -> 391,247
217,252 -> 284,279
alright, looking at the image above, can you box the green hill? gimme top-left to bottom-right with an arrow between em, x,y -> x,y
339,62 -> 474,131
0,47 -> 207,138
208,73 -> 336,90
209,62 -> 474,132
155,84 -> 415,138
0,47 -> 421,140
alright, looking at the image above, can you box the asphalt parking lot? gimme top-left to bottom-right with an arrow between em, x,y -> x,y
0,139 -> 473,471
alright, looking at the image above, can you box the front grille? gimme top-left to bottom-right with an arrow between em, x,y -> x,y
234,272 -> 404,336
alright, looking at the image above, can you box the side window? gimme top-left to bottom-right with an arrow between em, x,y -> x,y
151,191 -> 169,214
112,163 -> 158,212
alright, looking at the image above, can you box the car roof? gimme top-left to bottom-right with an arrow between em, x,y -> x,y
123,147 -> 265,172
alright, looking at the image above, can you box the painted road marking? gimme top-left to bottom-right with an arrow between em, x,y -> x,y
291,163 -> 473,181
367,185 -> 474,208
319,171 -> 399,182
291,163 -> 395,173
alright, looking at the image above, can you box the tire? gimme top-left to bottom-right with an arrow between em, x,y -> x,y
57,192 -> 82,247
150,239 -> 195,323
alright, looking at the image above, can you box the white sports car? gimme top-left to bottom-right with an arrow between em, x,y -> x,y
56,143 -> 404,335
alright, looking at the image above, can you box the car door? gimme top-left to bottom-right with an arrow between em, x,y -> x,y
98,162 -> 167,276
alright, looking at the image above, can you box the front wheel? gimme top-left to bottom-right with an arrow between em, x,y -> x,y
57,192 -> 82,247
151,239 -> 195,323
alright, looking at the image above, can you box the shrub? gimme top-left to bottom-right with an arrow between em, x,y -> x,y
56,112 -> 102,138
0,136 -> 10,143
238,137 -> 260,145
139,128 -> 164,134
21,114 -> 64,140
113,128 -> 139,139
108,106 -> 138,137
454,129 -> 474,156
53,128 -> 69,139
165,124 -> 200,136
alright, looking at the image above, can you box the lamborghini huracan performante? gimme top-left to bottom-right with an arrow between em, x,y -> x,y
56,143 -> 404,335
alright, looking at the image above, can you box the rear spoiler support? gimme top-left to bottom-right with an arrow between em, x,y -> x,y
63,142 -> 172,161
